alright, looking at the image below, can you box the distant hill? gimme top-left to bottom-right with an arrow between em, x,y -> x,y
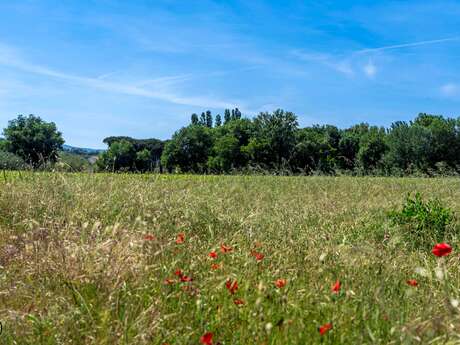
62,144 -> 104,155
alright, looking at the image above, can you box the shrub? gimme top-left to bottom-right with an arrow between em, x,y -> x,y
0,151 -> 28,170
389,192 -> 454,247
57,152 -> 91,172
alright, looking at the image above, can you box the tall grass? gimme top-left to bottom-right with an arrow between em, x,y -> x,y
1,172 -> 460,344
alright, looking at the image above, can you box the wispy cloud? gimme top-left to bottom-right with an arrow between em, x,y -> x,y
355,37 -> 460,54
290,50 -> 354,76
363,60 -> 377,78
292,36 -> 460,79
0,44 -> 239,110
440,83 -> 460,98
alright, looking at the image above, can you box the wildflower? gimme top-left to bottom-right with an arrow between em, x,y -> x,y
208,251 -> 218,259
319,322 -> 332,335
180,275 -> 192,282
415,267 -> 429,277
164,278 -> 174,285
175,233 -> 185,244
435,267 -> 444,280
251,251 -> 264,261
451,298 -> 460,308
200,332 -> 213,345
331,280 -> 341,294
174,269 -> 192,282
265,322 -> 273,333
275,279 -> 287,288
143,234 -> 156,241
211,263 -> 220,270
234,298 -> 245,305
225,279 -> 238,295
406,279 -> 418,287
220,244 -> 232,253
432,243 -> 452,257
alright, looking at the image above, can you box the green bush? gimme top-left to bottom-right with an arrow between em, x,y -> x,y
57,152 -> 91,172
389,192 -> 454,247
0,151 -> 28,170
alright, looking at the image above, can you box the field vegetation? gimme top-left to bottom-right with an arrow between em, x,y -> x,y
1,173 -> 460,344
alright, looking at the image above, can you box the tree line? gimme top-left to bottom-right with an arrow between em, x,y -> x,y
2,110 -> 460,175
98,109 -> 460,175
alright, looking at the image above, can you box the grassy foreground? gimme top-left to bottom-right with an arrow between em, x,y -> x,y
1,173 -> 460,344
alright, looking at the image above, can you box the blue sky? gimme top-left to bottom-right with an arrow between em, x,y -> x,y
1,0 -> 460,148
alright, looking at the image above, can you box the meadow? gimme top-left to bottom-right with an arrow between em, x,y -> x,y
1,172 -> 460,344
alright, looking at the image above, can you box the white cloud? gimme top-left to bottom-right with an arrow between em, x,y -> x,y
291,51 -> 354,76
356,37 -> 460,55
363,60 -> 377,78
440,83 -> 460,97
0,43 -> 240,110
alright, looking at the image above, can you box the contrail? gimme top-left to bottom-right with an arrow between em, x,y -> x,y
356,37 -> 460,54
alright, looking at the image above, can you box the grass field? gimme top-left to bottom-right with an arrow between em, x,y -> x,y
1,173 -> 460,344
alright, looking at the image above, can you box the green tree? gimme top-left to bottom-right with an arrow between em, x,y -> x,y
101,136 -> 164,172
200,112 -> 206,126
215,114 -> 222,127
161,125 -> 213,173
135,148 -> 152,172
191,113 -> 199,125
96,139 -> 136,172
246,109 -> 298,169
356,127 -> 387,172
208,118 -> 253,172
224,109 -> 231,124
291,126 -> 335,173
205,110 -> 213,128
3,114 -> 64,167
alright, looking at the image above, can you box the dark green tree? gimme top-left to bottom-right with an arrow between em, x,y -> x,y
96,139 -> 136,172
291,126 -> 335,173
245,109 -> 298,169
224,109 -> 231,124
161,125 -> 213,173
208,118 -> 253,172
3,114 -> 64,167
100,136 -> 164,172
215,114 -> 222,127
234,108 -> 242,120
200,112 -> 206,126
191,113 -> 199,125
357,127 -> 387,172
205,110 -> 213,128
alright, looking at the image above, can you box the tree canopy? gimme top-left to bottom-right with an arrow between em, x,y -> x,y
2,114 -> 64,167
3,110 -> 460,176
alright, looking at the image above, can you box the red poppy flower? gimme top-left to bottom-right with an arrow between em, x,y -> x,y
200,332 -> 213,345
208,251 -> 218,259
174,269 -> 183,277
164,278 -> 174,285
225,279 -> 238,294
319,322 -> 332,335
432,243 -> 452,257
143,234 -> 156,241
275,279 -> 287,288
331,280 -> 341,294
180,275 -> 192,282
406,279 -> 418,287
220,244 -> 232,253
211,263 -> 221,270
234,298 -> 245,305
175,233 -> 185,244
251,251 -> 264,261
